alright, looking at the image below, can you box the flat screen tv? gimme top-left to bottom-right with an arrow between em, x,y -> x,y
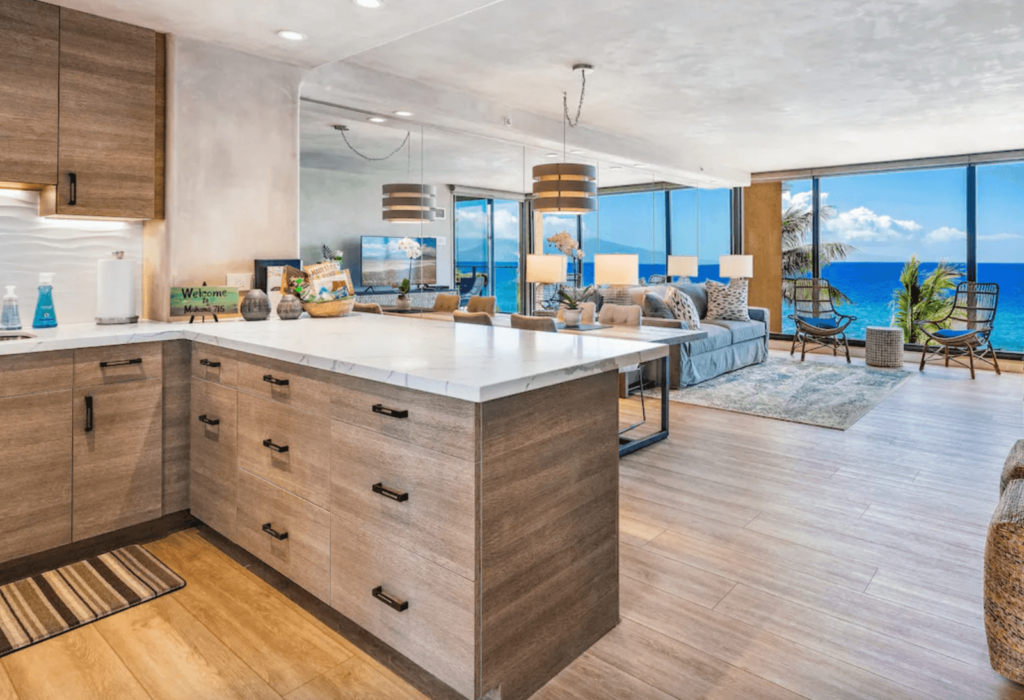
361,236 -> 438,287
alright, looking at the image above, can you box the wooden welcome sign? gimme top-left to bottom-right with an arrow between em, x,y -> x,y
170,286 -> 239,319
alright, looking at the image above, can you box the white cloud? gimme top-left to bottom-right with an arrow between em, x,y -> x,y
926,226 -> 966,243
979,232 -> 1022,241
782,189 -> 827,213
825,206 -> 922,242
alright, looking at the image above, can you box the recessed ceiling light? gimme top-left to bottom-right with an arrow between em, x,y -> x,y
633,164 -> 646,168
276,30 -> 306,41
570,149 -> 584,155
353,0 -> 383,7
367,116 -> 387,123
608,165 -> 622,170
544,153 -> 559,158
393,111 -> 414,117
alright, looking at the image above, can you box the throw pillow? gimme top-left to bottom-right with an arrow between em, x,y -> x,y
672,282 -> 708,318
706,279 -> 751,322
600,286 -> 633,306
642,293 -> 675,320
664,286 -> 701,329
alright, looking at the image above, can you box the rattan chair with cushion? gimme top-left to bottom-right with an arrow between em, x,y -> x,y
432,294 -> 461,312
352,302 -> 382,314
467,296 -> 496,316
917,281 -> 1001,379
453,310 -> 493,326
510,314 -> 558,333
788,278 -> 857,363
986,478 -> 1024,683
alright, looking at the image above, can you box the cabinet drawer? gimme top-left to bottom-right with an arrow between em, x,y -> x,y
190,379 -> 237,539
191,343 -> 238,388
331,514 -> 475,699
72,379 -> 162,541
238,394 -> 330,509
236,354 -> 331,414
0,390 -> 72,563
74,343 -> 162,387
237,471 -> 330,603
0,350 -> 73,398
332,423 -> 476,581
331,376 -> 477,462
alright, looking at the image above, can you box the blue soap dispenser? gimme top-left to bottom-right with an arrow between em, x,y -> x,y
32,273 -> 57,329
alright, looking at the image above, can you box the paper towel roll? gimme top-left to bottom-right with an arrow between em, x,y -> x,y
96,252 -> 138,324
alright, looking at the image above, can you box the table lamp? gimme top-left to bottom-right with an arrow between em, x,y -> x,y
719,255 -> 753,280
667,255 -> 699,282
526,254 -> 567,313
594,254 -> 639,286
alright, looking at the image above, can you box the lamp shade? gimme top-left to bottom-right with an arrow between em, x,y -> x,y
667,255 -> 699,278
719,255 -> 754,279
594,254 -> 639,286
526,254 -> 568,284
382,183 -> 437,223
532,163 -> 598,214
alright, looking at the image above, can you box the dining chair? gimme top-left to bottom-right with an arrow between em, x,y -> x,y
510,314 -> 558,332
432,294 -> 461,312
596,304 -> 646,433
453,310 -> 493,326
467,296 -> 497,316
352,302 -> 382,314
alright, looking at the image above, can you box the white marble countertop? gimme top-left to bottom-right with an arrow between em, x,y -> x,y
0,315 -> 668,402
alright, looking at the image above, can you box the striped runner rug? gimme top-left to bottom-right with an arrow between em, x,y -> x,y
0,544 -> 185,658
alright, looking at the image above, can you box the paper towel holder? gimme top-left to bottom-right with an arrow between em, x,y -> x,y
96,251 -> 139,325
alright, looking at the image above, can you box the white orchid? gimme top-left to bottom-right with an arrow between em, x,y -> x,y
397,237 -> 423,260
546,231 -> 583,259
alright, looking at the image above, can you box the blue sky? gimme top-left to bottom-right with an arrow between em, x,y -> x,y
786,164 -> 1024,264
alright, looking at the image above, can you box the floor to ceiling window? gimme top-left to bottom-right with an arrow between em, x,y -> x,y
595,192 -> 666,281
454,195 -> 523,313
780,179 -> 814,334
977,163 -> 1024,352
670,188 -> 732,285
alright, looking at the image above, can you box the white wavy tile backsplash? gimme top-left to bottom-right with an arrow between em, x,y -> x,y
0,189 -> 143,325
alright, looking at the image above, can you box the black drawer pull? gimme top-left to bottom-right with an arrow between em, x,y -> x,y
373,404 -> 408,419
85,395 -> 93,433
263,439 -> 289,453
262,523 -> 288,541
198,414 -> 220,426
100,358 -> 142,368
372,586 -> 409,612
372,483 -> 409,502
199,358 -> 221,368
263,374 -> 290,386
68,172 -> 77,206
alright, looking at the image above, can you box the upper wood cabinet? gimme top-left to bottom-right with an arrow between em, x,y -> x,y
39,8 -> 159,219
0,0 -> 60,187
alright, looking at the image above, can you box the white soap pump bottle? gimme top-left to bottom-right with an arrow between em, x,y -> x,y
1,286 -> 21,331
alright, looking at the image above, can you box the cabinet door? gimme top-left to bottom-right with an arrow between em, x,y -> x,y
73,379 -> 162,540
0,390 -> 72,564
45,8 -> 155,218
0,0 -> 59,186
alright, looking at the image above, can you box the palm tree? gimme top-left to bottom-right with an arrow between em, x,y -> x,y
891,256 -> 962,343
781,198 -> 856,304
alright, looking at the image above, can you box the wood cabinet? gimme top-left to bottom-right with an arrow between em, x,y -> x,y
190,377 -> 238,539
0,0 -> 59,187
38,8 -> 157,219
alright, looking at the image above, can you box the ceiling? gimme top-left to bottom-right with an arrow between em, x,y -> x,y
51,0 -> 1024,176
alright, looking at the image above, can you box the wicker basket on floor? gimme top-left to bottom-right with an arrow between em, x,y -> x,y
302,298 -> 355,318
986,478 -> 1024,683
1001,441 -> 1024,495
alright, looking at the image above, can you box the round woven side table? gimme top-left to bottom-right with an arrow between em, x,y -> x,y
866,326 -> 904,368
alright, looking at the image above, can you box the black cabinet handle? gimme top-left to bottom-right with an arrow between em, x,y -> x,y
199,358 -> 221,368
373,404 -> 409,419
68,172 -> 76,206
263,438 -> 289,453
372,586 -> 409,612
262,523 -> 288,541
100,358 -> 142,368
198,414 -> 220,426
85,395 -> 93,433
372,483 -> 409,502
263,374 -> 289,386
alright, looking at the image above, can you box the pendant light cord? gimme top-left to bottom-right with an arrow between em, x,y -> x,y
336,126 -> 410,162
563,68 -> 586,128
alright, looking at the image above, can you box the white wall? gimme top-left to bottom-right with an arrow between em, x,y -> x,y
145,37 -> 303,320
0,189 -> 143,325
299,167 -> 454,289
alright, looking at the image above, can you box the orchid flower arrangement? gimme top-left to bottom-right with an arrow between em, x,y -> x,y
546,231 -> 585,259
394,237 -> 423,298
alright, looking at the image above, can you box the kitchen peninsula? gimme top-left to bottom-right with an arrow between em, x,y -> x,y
0,315 -> 667,700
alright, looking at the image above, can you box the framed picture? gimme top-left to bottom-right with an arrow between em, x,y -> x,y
254,259 -> 301,294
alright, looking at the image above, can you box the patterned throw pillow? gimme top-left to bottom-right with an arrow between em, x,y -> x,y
642,293 -> 675,320
600,286 -> 634,306
664,287 -> 701,329
706,279 -> 751,322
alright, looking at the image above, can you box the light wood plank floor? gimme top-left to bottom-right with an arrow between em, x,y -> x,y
1,351 -> 1021,699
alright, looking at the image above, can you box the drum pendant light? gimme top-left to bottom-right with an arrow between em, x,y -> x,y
532,64 -> 597,214
383,126 -> 436,223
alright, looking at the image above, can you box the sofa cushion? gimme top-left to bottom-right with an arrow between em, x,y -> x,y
705,319 -> 767,344
706,279 -> 751,322
665,287 -> 701,329
797,316 -> 839,329
684,323 -> 733,355
598,304 -> 642,326
671,282 -> 708,319
642,293 -> 675,319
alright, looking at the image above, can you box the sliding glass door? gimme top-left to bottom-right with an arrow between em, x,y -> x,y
453,195 -> 523,313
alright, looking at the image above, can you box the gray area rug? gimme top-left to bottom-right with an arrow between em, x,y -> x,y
650,357 -> 913,430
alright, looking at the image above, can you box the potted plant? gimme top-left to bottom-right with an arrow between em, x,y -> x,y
558,290 -> 583,327
393,238 -> 423,310
394,277 -> 412,310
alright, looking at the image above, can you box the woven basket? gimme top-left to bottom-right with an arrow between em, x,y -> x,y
302,298 -> 355,318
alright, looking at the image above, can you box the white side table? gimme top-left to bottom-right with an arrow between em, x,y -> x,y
866,326 -> 904,368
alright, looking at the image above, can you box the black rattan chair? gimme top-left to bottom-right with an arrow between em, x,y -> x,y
916,281 -> 1001,379
788,278 -> 857,363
